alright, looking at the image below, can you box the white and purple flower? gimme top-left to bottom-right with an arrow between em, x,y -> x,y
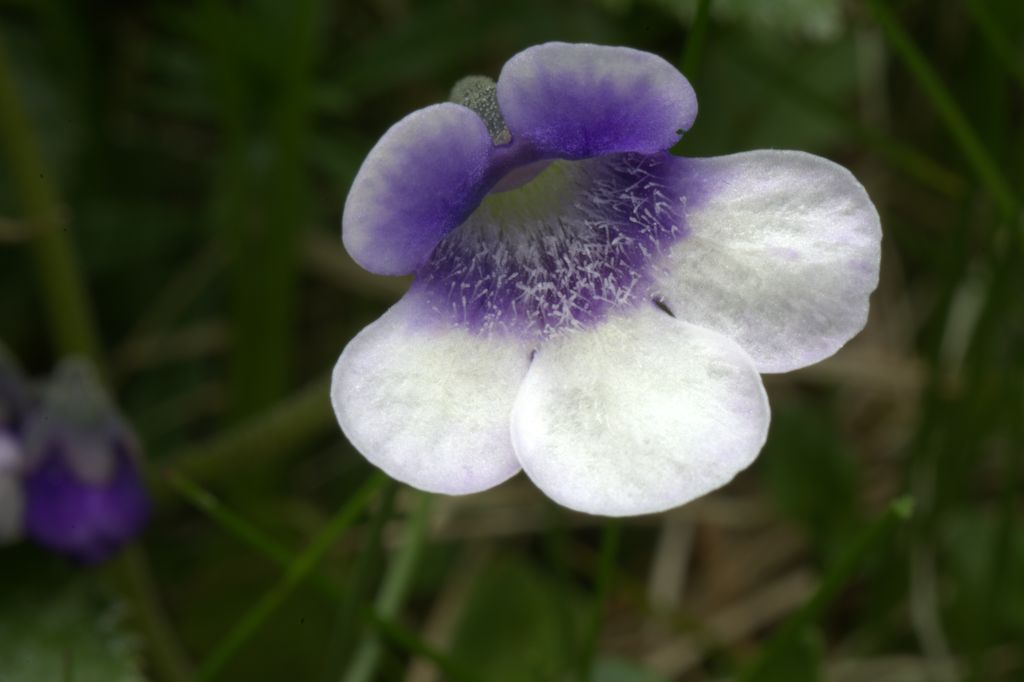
331,43 -> 881,516
21,360 -> 149,563
0,347 -> 31,544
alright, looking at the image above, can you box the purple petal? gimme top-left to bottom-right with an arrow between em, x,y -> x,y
331,290 -> 530,495
343,103 -> 496,275
497,42 -> 697,159
653,150 -> 882,372
510,305 -> 769,517
24,447 -> 149,564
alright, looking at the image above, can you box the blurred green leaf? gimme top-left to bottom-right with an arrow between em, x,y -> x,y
590,658 -> 667,682
679,29 -> 858,156
638,0 -> 843,41
760,405 -> 863,561
744,627 -> 823,682
450,554 -> 587,682
943,509 -> 1024,638
0,583 -> 145,682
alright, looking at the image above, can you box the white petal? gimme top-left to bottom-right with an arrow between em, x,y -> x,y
331,292 -> 530,495
510,305 -> 769,516
657,150 -> 881,373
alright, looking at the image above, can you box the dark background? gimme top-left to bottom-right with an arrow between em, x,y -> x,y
0,0 -> 1022,680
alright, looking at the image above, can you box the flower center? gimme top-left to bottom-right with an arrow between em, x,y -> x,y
414,152 -> 689,339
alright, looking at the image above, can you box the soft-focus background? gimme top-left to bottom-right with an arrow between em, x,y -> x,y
1,0 -> 1022,680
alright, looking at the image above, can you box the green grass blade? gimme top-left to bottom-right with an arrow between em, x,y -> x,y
165,469 -> 294,566
168,470 -> 463,678
680,0 -> 713,79
320,481 -> 398,680
196,473 -> 387,682
0,35 -> 100,361
868,0 -> 1019,215
166,467 -> 348,603
106,549 -> 195,682
726,45 -> 965,198
740,497 -> 915,681
964,0 -> 1024,87
578,520 -> 623,682
161,373 -> 333,494
341,493 -> 433,682
367,612 -> 484,682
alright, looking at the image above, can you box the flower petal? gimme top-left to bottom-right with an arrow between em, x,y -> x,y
24,451 -> 149,564
0,476 -> 23,544
510,305 -> 769,516
497,42 -> 697,159
342,103 -> 495,275
0,434 -> 24,544
656,150 -> 882,373
331,291 -> 531,494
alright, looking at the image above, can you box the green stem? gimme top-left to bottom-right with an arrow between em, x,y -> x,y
108,549 -> 195,682
167,468 -> 345,601
543,509 -> 580,667
321,481 -> 397,680
196,473 -> 387,682
0,35 -> 100,360
0,35 -> 191,682
166,472 -> 466,677
367,612 -> 482,682
964,0 -> 1024,87
161,373 -> 333,495
739,497 -> 914,681
165,469 -> 294,566
680,0 -> 712,79
975,385 -> 1024,682
578,520 -> 623,682
341,493 -> 434,682
205,0 -> 322,418
867,0 -> 1019,216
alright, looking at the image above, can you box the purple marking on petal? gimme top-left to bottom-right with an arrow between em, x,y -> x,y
413,152 -> 709,339
343,104 -> 498,275
497,43 -> 698,159
342,45 -> 703,276
24,445 -> 149,564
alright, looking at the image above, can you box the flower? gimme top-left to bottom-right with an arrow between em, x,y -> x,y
331,42 -> 881,516
21,360 -> 149,563
0,435 -> 24,544
0,345 -> 31,544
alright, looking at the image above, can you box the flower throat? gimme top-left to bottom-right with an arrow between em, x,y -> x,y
413,153 -> 692,340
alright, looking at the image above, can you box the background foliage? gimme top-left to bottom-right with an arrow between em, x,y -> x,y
1,0 -> 1022,680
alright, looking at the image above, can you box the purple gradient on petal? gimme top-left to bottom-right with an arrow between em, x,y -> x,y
412,152 -> 714,338
497,43 -> 698,159
342,104 -> 498,275
24,445 -> 149,564
343,44 -> 700,277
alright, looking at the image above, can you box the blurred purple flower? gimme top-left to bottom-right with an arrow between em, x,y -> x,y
331,43 -> 881,516
0,433 -> 25,544
22,360 -> 149,564
0,345 -> 31,544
